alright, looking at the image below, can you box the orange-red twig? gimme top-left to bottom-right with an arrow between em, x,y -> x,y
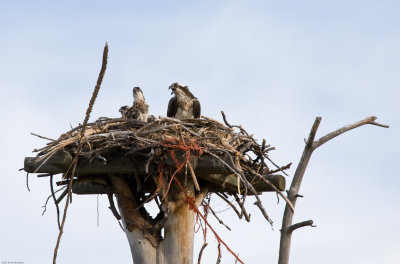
160,139 -> 243,262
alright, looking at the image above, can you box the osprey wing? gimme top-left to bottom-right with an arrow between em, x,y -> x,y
193,98 -> 201,118
167,96 -> 178,117
125,107 -> 139,120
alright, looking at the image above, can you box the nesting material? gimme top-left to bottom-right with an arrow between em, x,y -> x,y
31,113 -> 291,225
35,115 -> 277,175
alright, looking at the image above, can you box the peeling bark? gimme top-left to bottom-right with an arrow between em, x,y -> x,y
163,179 -> 195,264
109,173 -> 205,264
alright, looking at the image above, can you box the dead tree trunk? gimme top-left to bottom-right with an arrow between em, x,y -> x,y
278,116 -> 388,264
109,174 -> 158,263
162,179 -> 195,264
109,173 -> 207,264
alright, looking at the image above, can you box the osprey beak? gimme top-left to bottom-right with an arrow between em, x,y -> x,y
133,87 -> 141,94
169,85 -> 176,95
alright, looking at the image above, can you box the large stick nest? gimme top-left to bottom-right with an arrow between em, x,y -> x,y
33,113 -> 291,226
36,114 -> 279,175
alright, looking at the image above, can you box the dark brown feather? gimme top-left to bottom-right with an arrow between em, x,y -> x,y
181,86 -> 195,99
193,99 -> 201,118
167,96 -> 178,117
125,107 -> 140,120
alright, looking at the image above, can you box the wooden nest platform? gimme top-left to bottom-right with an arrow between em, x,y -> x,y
25,113 -> 291,226
25,115 -> 287,195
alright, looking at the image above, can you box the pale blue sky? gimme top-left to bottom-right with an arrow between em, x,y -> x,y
0,1 -> 399,263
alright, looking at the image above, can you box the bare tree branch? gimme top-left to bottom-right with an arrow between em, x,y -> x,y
26,172 -> 30,191
203,201 -> 231,231
50,174 -> 61,229
313,116 -> 389,149
197,243 -> 208,264
30,132 -> 56,141
195,186 -> 209,207
287,220 -> 315,233
107,193 -> 121,220
278,116 -> 388,264
233,194 -> 250,222
215,193 -> 242,219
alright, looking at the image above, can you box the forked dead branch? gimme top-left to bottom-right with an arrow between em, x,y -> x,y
278,116 -> 389,264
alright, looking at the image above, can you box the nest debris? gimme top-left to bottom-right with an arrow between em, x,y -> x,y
33,112 -> 292,224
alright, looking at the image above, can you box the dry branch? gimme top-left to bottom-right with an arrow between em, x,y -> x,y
50,174 -> 61,229
203,201 -> 231,231
53,43 -> 108,264
287,220 -> 315,233
216,193 -> 242,219
278,116 -> 388,264
197,243 -> 208,264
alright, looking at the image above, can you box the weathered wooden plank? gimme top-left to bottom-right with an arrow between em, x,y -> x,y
202,173 -> 285,192
25,153 -> 154,175
26,151 -> 235,175
72,177 -> 113,195
25,150 -> 286,193
24,150 -> 73,174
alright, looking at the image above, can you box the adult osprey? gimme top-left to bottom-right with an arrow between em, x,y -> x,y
167,83 -> 201,119
120,87 -> 149,122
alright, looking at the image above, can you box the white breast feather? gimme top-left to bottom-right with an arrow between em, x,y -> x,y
175,94 -> 195,119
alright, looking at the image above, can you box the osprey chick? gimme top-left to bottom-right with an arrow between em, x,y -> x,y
121,87 -> 149,122
167,83 -> 201,119
119,105 -> 130,118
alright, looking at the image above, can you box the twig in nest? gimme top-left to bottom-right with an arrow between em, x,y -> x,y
42,186 -> 67,216
203,201 -> 231,231
205,149 -> 273,225
50,174 -> 61,229
220,111 -> 248,135
188,161 -> 200,191
216,243 -> 222,264
197,243 -> 208,264
215,193 -> 242,219
233,193 -> 250,222
221,111 -> 233,128
145,150 -> 155,174
31,132 -> 56,141
267,163 -> 292,174
56,188 -> 68,204
245,166 -> 294,213
264,155 -> 289,177
26,172 -> 30,191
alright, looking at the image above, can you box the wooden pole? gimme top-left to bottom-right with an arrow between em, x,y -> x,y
162,175 -> 196,264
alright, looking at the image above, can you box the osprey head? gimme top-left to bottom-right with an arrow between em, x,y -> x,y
133,86 -> 145,101
119,105 -> 129,115
168,82 -> 194,98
